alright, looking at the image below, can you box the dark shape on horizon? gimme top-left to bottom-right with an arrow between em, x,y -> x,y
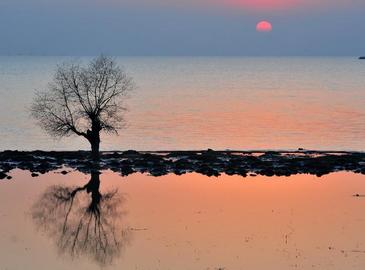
2,150 -> 365,178
31,170 -> 131,266
359,56 -> 365,59
30,55 -> 134,160
0,171 -> 8,179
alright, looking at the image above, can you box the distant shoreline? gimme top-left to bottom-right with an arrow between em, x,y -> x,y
1,149 -> 365,180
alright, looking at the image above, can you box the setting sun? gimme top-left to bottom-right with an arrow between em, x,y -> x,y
256,20 -> 273,32
1,1 -> 365,270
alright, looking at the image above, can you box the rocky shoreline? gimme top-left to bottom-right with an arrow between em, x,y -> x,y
1,149 -> 365,179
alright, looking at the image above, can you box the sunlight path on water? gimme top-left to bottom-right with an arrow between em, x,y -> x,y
1,57 -> 365,151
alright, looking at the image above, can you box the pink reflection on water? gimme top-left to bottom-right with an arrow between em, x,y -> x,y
1,170 -> 365,269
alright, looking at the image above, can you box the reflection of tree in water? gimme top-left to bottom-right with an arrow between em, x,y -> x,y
32,171 -> 131,266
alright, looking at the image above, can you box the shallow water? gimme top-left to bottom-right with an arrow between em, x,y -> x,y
1,170 -> 365,269
1,56 -> 365,151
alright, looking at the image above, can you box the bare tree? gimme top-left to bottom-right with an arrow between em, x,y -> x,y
32,171 -> 132,266
31,55 -> 134,159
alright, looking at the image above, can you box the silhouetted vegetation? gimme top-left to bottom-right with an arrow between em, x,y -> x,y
31,55 -> 134,159
31,171 -> 131,266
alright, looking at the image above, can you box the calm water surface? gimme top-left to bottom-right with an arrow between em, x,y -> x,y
1,57 -> 365,269
0,171 -> 365,269
0,56 -> 365,151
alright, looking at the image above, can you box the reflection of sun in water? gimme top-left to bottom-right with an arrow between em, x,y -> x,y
256,21 -> 273,32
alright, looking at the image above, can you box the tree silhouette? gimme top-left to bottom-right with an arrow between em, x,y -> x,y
31,171 -> 131,266
31,56 -> 134,159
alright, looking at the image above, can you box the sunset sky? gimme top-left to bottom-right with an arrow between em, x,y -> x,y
0,0 -> 364,55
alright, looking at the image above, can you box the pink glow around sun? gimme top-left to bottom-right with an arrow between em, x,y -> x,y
226,0 -> 301,10
256,21 -> 272,32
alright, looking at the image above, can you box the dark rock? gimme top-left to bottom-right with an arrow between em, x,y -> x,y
238,168 -> 247,177
225,167 -> 236,176
1,150 -> 365,179
274,167 -> 293,177
260,168 -> 275,177
198,154 -> 219,163
143,153 -> 164,164
173,159 -> 191,170
173,169 -> 186,176
107,159 -> 120,167
0,171 -> 8,179
31,173 -> 39,177
120,165 -> 134,176
150,167 -> 168,177
108,152 -> 123,158
197,164 -> 220,177
122,150 -> 140,158
166,151 -> 194,158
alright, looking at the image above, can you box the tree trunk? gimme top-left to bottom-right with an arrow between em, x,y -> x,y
86,171 -> 102,212
91,140 -> 100,160
86,119 -> 102,160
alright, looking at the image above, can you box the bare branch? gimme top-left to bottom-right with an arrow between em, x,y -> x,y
30,55 -> 135,147
31,172 -> 131,266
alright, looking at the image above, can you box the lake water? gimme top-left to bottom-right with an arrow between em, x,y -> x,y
0,56 -> 365,151
1,170 -> 365,269
1,58 -> 365,269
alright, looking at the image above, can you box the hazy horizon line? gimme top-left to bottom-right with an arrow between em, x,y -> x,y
0,54 -> 361,57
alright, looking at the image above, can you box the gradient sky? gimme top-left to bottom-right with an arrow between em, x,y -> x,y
0,0 -> 364,56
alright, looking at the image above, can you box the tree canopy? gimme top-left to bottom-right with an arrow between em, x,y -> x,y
31,56 -> 134,157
